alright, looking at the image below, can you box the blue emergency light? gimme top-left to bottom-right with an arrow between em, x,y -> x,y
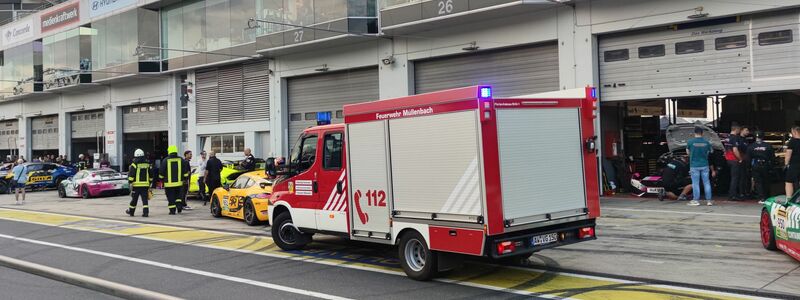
479,86 -> 492,99
317,111 -> 332,125
591,87 -> 597,99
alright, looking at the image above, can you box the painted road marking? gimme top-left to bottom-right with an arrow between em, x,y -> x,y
0,208 -> 770,300
0,233 -> 352,300
603,208 -> 760,219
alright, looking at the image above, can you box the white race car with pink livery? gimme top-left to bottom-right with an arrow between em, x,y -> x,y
58,168 -> 131,199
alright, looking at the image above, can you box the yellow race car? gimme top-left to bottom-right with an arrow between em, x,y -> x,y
209,170 -> 273,226
188,159 -> 267,196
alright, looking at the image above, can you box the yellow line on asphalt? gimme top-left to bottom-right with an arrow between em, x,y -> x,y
0,208 -> 763,300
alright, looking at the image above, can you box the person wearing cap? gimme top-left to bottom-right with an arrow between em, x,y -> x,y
687,127 -> 713,206
160,145 -> 189,215
747,131 -> 775,202
127,149 -> 154,217
181,150 -> 194,211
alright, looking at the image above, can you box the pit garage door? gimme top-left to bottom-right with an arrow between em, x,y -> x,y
70,110 -> 105,161
287,68 -> 379,143
598,10 -> 800,102
0,120 -> 19,158
414,43 -> 559,97
122,103 -> 168,133
31,115 -> 59,151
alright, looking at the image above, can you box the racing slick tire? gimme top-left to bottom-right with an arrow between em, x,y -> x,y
761,209 -> 778,251
399,230 -> 438,281
57,185 -> 66,198
55,176 -> 66,188
210,196 -> 222,218
272,211 -> 312,250
81,185 -> 91,199
243,200 -> 260,226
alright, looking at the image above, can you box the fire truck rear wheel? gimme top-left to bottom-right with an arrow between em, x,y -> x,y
399,231 -> 438,281
272,211 -> 312,250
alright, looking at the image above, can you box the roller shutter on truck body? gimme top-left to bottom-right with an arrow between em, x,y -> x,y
599,9 -> 800,102
287,68 -> 378,144
31,115 -> 59,150
196,60 -> 270,124
122,102 -> 168,133
414,43 -> 559,97
0,120 -> 19,149
70,111 -> 105,139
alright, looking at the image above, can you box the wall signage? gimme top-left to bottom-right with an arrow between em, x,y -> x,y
41,2 -> 80,33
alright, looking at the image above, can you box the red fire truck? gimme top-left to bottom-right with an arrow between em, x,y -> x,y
266,86 -> 600,280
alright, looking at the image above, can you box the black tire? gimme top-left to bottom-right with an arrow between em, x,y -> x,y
761,209 -> 778,251
55,177 -> 65,188
398,230 -> 438,281
210,196 -> 222,218
57,185 -> 66,198
81,185 -> 91,199
271,211 -> 312,250
244,200 -> 260,226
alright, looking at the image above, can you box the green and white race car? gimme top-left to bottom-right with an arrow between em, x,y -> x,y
761,193 -> 800,261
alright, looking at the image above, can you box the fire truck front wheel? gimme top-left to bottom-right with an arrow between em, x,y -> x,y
399,231 -> 438,281
271,211 -> 312,250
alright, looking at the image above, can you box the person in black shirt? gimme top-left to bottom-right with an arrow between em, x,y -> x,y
204,150 -> 223,205
658,156 -> 692,201
739,127 -> 753,198
240,148 -> 256,171
747,131 -> 775,201
723,125 -> 744,200
784,126 -> 800,197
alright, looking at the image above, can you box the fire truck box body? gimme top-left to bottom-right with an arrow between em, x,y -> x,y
342,86 -> 600,256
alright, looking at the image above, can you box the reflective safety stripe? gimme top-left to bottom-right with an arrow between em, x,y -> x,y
176,199 -> 183,203
164,158 -> 183,187
131,162 -> 152,187
129,205 -> 135,208
142,205 -> 149,208
168,205 -> 176,208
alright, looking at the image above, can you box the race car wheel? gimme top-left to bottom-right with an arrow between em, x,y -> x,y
57,185 -> 66,198
210,196 -> 222,218
399,230 -> 438,281
272,211 -> 311,250
761,209 -> 778,251
55,177 -> 65,188
81,185 -> 91,199
244,200 -> 259,226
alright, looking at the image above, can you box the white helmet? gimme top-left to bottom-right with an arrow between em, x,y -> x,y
134,149 -> 144,157
78,154 -> 84,159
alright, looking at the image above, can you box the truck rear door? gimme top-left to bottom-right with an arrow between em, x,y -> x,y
346,120 -> 393,242
495,100 -> 589,228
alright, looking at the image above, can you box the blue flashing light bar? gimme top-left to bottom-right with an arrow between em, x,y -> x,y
317,111 -> 332,125
591,87 -> 597,99
479,86 -> 492,99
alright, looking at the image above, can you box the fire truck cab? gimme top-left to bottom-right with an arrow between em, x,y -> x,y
267,86 -> 600,280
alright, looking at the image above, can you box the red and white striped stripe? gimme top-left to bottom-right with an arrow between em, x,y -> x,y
322,171 -> 348,211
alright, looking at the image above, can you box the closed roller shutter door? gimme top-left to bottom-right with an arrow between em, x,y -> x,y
414,43 -> 559,97
195,60 -> 270,124
123,103 -> 168,133
0,120 -> 19,149
287,68 -> 379,142
71,111 -> 105,139
31,115 -> 59,150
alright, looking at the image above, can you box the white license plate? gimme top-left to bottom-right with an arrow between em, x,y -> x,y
646,187 -> 664,193
531,233 -> 558,246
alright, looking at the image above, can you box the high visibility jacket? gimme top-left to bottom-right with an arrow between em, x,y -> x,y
160,154 -> 188,188
76,161 -> 88,170
128,159 -> 153,188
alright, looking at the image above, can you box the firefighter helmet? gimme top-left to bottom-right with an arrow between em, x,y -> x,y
134,149 -> 145,157
167,145 -> 178,155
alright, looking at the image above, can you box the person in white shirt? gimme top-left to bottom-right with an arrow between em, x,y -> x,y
197,151 -> 209,205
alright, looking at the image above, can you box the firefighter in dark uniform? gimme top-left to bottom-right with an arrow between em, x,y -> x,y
76,154 -> 89,170
160,145 -> 189,215
240,148 -> 256,171
126,149 -> 153,217
747,131 -> 775,201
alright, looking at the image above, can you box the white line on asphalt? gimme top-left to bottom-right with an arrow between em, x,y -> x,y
0,233 -> 352,300
603,207 -> 760,218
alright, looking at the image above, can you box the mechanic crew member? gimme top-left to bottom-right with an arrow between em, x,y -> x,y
240,148 -> 256,171
747,131 -> 775,201
204,151 -> 223,205
126,149 -> 154,217
658,155 -> 692,202
181,150 -> 193,211
160,146 -> 189,215
688,127 -> 714,206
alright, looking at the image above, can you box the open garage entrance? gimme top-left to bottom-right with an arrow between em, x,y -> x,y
70,110 -> 105,163
121,102 -> 168,171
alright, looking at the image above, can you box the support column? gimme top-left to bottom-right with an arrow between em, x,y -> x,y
20,117 -> 30,161
378,37 -> 412,99
168,74 -> 182,151
269,59 -> 287,156
59,110 -> 70,159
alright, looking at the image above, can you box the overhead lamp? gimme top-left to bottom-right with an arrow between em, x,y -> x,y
102,103 -> 112,110
687,6 -> 709,19
462,42 -> 479,52
315,64 -> 329,72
